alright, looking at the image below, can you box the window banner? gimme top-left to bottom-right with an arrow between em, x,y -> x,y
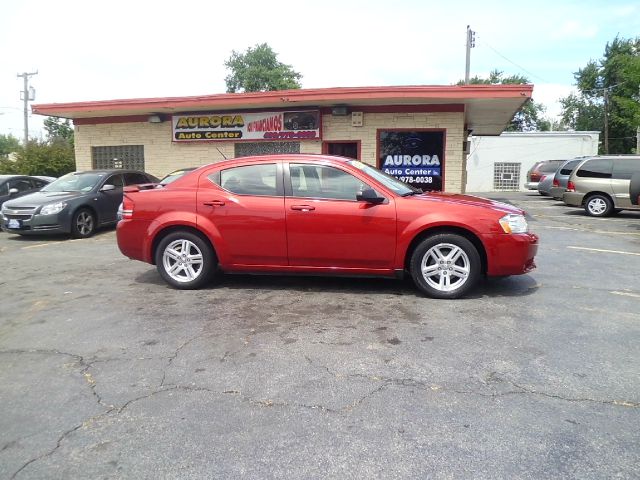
378,130 -> 445,191
172,110 -> 320,142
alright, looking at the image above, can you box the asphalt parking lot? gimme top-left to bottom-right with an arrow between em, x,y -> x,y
1,191 -> 639,479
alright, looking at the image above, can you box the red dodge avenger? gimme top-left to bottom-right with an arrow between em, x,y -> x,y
117,155 -> 538,299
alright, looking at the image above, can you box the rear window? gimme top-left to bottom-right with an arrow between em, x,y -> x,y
539,161 -> 564,173
559,159 -> 581,176
576,159 -> 612,179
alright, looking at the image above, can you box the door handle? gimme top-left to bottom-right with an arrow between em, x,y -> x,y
290,205 -> 315,211
203,200 -> 225,206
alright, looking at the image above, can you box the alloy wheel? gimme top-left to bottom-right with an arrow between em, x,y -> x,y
420,243 -> 470,292
76,211 -> 94,236
162,239 -> 204,283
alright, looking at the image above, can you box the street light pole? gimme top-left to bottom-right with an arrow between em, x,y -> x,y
17,71 -> 38,146
465,26 -> 475,85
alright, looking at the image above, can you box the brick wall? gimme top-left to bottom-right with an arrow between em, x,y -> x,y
74,110 -> 465,192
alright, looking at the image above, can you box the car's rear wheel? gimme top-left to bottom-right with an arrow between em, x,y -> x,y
155,231 -> 216,289
410,233 -> 480,299
71,208 -> 96,238
584,194 -> 613,217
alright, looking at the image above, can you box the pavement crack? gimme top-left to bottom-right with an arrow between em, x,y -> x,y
159,334 -> 201,388
10,423 -> 83,480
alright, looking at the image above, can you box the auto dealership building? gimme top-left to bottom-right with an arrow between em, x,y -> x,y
33,84 -> 533,193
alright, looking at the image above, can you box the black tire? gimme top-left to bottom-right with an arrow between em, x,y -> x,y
155,231 -> 216,289
584,194 -> 613,217
410,233 -> 481,299
71,208 -> 96,238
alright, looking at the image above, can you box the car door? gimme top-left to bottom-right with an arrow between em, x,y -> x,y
96,173 -> 124,223
197,162 -> 288,266
611,159 -> 640,208
284,162 -> 396,270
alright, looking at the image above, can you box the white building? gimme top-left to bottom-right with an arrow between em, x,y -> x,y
466,131 -> 600,192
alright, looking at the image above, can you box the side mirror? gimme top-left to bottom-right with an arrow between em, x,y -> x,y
100,184 -> 116,192
8,188 -> 19,196
356,188 -> 385,204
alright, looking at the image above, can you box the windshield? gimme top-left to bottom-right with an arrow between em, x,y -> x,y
41,172 -> 104,193
347,160 -> 420,196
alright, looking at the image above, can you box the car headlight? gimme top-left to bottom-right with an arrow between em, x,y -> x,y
40,202 -> 67,215
499,214 -> 528,234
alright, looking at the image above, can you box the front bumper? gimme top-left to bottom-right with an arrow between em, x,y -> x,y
1,209 -> 71,235
482,232 -> 539,277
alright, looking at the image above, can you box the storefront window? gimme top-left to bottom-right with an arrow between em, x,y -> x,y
378,130 -> 445,191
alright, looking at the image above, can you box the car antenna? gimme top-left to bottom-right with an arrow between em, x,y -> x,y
215,147 -> 227,160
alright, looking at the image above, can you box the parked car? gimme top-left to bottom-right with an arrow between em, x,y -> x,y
525,160 -> 565,191
117,168 -> 197,221
537,174 -> 555,196
563,156 -> 640,216
0,175 -> 53,208
1,170 -> 157,237
549,158 -> 583,200
117,155 -> 539,299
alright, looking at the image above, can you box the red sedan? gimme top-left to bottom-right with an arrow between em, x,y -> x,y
117,155 -> 538,299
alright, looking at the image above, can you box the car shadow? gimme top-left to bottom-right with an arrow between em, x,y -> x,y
135,268 -> 539,299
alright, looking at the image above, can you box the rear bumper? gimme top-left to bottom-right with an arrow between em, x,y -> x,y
549,186 -> 566,200
482,232 -> 539,276
524,182 -> 539,190
562,192 -> 584,207
117,219 -> 153,263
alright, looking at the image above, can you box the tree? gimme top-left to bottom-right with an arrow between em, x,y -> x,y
224,43 -> 302,93
43,117 -> 74,144
560,36 -> 640,153
458,70 -> 550,132
9,139 -> 75,177
0,134 -> 21,158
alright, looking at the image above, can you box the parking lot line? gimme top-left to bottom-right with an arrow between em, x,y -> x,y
21,239 -> 84,250
611,291 -> 640,298
567,246 -> 640,256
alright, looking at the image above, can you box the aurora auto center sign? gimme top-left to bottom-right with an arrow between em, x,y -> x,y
378,130 -> 444,191
172,110 -> 320,142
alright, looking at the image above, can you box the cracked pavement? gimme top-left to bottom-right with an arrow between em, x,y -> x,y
0,192 -> 639,479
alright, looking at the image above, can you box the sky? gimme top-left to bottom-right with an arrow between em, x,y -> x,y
1,0 -> 638,140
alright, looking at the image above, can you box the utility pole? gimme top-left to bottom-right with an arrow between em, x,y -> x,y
17,71 -> 38,146
603,87 -> 609,154
465,26 -> 475,85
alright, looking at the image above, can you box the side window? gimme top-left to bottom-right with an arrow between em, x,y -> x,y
0,182 -> 8,196
560,160 -> 581,176
106,174 -> 124,189
124,173 -> 150,185
218,164 -> 278,196
612,159 -> 640,180
31,179 -> 47,189
540,162 -> 563,173
9,179 -> 33,193
290,164 -> 369,200
576,159 -> 612,179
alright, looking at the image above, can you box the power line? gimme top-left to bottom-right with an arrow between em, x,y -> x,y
479,39 -> 549,83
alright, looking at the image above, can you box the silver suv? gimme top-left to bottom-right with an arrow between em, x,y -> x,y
563,156 -> 640,216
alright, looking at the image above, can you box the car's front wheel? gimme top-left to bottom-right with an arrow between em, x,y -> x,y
584,194 -> 613,217
155,231 -> 216,289
410,233 -> 481,299
71,208 -> 96,238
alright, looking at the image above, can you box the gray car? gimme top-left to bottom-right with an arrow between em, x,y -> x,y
1,170 -> 156,237
0,175 -> 53,208
537,173 -> 555,196
549,158 -> 584,200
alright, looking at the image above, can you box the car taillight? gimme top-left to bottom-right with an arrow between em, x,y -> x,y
122,195 -> 134,219
552,178 -> 560,187
540,175 -> 547,182
567,180 -> 575,192
530,173 -> 541,182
